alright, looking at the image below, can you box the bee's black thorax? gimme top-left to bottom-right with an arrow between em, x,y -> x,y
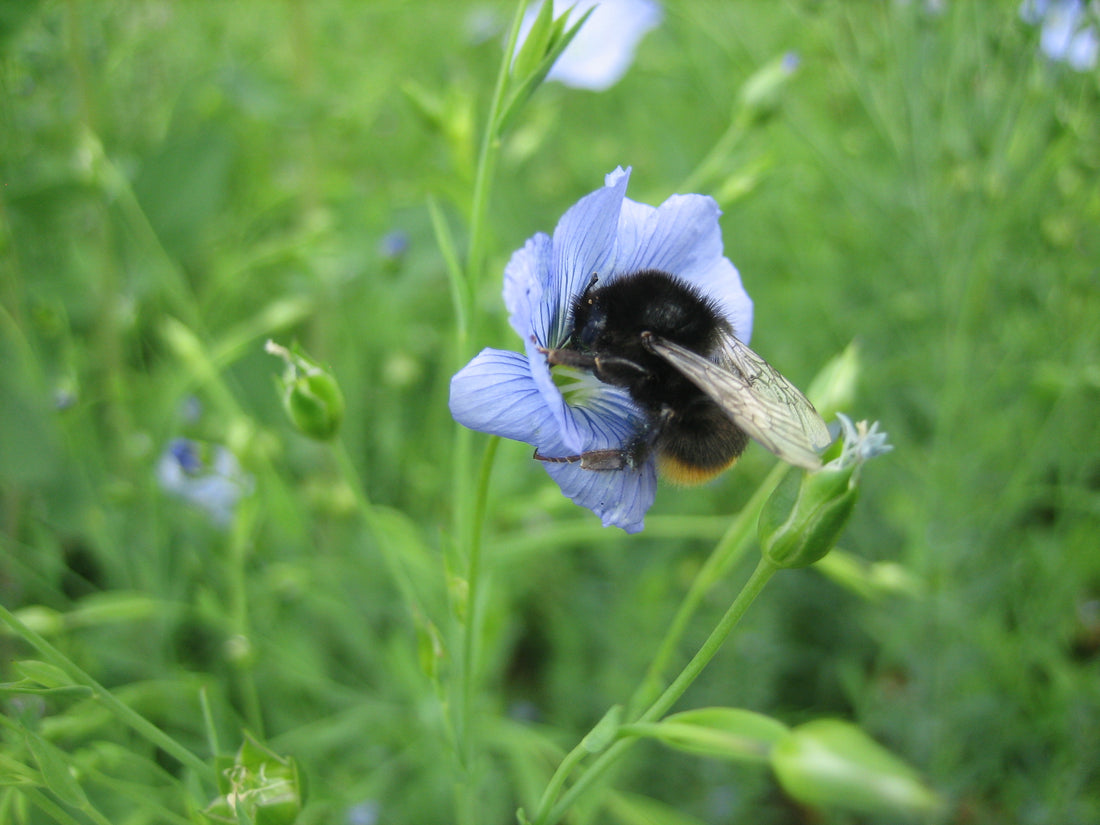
568,270 -> 727,412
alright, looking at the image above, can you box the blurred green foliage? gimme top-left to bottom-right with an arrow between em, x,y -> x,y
1,1 -> 1098,823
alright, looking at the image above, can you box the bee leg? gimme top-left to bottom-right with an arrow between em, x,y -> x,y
539,346 -> 597,370
533,447 -> 630,472
539,345 -> 647,387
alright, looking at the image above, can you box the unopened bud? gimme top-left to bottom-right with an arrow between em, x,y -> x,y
771,719 -> 938,815
759,464 -> 859,569
759,414 -> 891,569
266,340 -> 345,441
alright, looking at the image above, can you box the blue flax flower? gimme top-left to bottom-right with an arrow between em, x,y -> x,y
449,167 -> 752,532
157,438 -> 253,528
1020,0 -> 1099,70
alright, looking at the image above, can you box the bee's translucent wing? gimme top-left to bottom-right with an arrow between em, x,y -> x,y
645,333 -> 832,470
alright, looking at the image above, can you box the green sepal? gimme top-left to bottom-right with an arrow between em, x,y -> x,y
639,707 -> 790,764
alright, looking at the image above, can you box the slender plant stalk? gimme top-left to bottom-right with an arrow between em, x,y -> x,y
459,435 -> 501,761
225,499 -> 265,736
677,111 -> 750,195
448,7 -> 528,823
532,558 -> 781,825
629,462 -> 788,714
465,1 -> 528,293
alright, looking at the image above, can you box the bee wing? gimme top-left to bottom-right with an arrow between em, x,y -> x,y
645,333 -> 832,470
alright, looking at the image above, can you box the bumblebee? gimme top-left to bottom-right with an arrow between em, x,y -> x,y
536,269 -> 831,483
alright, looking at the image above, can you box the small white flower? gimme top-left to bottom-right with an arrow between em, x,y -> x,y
829,413 -> 893,471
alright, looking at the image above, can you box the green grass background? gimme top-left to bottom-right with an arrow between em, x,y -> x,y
2,1 -> 1098,823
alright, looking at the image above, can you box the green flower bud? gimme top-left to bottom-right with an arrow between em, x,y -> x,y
206,734 -> 303,825
759,414 -> 891,569
770,719 -> 939,816
266,340 -> 345,441
759,464 -> 859,569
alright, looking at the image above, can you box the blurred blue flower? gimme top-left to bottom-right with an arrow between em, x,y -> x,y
345,800 -> 380,825
1020,0 -> 1099,70
449,167 -> 752,532
517,0 -> 663,91
378,229 -> 409,260
157,438 -> 253,527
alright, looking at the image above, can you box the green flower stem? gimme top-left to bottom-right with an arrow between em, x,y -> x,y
629,462 -> 789,715
449,8 -> 526,821
454,436 -> 500,825
677,113 -> 749,195
534,557 -> 781,825
459,436 -> 500,754
225,499 -> 264,736
529,735 -> 598,825
449,0 -> 524,681
0,602 -> 215,783
466,0 -> 527,292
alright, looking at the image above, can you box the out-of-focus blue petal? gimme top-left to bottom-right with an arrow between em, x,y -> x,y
157,439 -> 252,528
523,0 -> 663,92
449,349 -> 561,445
1065,24 -> 1099,69
1019,0 -> 1051,25
1024,0 -> 1099,71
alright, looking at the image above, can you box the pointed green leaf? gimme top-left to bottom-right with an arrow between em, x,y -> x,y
496,6 -> 595,137
26,729 -> 89,809
13,660 -> 75,690
511,0 -> 556,83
